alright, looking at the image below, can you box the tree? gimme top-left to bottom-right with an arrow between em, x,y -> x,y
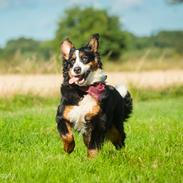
127,30 -> 183,54
152,31 -> 183,53
55,7 -> 128,59
1,37 -> 54,59
5,38 -> 39,55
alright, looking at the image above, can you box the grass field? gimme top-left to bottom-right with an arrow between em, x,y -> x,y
0,95 -> 183,183
1,51 -> 183,74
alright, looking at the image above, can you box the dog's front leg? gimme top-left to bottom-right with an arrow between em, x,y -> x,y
61,121 -> 75,154
56,106 -> 75,154
57,119 -> 75,154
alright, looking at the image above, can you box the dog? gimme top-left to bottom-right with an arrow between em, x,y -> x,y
56,34 -> 132,157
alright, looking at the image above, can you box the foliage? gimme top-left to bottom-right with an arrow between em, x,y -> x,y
0,6 -> 182,68
55,7 -> 128,59
129,31 -> 183,54
0,37 -> 54,60
152,31 -> 183,53
0,95 -> 182,182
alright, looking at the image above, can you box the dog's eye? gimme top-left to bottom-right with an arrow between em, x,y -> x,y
82,56 -> 88,63
70,59 -> 75,65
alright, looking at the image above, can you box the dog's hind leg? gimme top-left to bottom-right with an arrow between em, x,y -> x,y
83,124 -> 105,158
83,133 -> 98,158
107,125 -> 126,150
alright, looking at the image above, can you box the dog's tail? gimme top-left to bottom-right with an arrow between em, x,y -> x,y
116,84 -> 133,121
115,85 -> 128,98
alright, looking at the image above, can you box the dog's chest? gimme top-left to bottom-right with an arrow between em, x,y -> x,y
65,94 -> 100,134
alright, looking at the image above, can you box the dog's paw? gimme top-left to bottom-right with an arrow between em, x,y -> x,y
62,134 -> 75,154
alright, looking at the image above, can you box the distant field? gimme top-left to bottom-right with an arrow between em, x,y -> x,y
0,95 -> 182,182
0,70 -> 183,96
0,52 -> 183,74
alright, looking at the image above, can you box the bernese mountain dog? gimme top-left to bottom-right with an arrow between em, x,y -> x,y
56,34 -> 132,157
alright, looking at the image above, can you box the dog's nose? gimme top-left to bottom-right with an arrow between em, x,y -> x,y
74,66 -> 81,74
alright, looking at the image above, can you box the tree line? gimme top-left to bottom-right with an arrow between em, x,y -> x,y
0,7 -> 182,61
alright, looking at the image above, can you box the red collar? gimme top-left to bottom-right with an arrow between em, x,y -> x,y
82,82 -> 106,101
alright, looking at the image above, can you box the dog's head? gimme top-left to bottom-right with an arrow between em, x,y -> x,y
60,34 -> 106,86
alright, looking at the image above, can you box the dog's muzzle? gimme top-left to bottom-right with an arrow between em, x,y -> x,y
69,70 -> 91,85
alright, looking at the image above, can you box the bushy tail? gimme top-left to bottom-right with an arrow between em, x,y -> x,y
115,85 -> 128,98
116,85 -> 133,121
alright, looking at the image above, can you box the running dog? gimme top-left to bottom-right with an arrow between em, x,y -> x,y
56,34 -> 132,157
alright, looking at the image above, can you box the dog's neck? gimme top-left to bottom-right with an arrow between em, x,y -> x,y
79,68 -> 107,101
85,69 -> 107,86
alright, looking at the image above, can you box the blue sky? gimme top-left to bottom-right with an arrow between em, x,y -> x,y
0,0 -> 183,46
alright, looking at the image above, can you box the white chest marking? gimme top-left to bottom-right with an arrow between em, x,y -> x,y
67,94 -> 98,134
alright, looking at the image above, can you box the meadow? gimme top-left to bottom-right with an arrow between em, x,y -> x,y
1,48 -> 183,74
0,90 -> 182,183
1,5 -> 182,183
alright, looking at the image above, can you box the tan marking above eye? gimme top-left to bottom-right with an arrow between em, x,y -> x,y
88,60 -> 98,71
79,52 -> 85,57
70,54 -> 76,60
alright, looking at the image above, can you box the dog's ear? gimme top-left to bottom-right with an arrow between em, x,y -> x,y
60,39 -> 74,60
87,33 -> 99,53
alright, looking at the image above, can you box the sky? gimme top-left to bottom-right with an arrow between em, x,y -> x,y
0,0 -> 183,46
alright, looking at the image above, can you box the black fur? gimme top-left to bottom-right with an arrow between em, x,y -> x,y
56,84 -> 132,152
56,34 -> 133,156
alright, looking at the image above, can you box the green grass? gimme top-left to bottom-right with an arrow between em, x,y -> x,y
0,95 -> 183,183
130,84 -> 183,101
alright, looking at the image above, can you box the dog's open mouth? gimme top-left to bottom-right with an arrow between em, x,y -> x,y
69,71 -> 90,85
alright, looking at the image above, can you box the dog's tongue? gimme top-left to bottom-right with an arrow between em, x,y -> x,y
69,77 -> 80,84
